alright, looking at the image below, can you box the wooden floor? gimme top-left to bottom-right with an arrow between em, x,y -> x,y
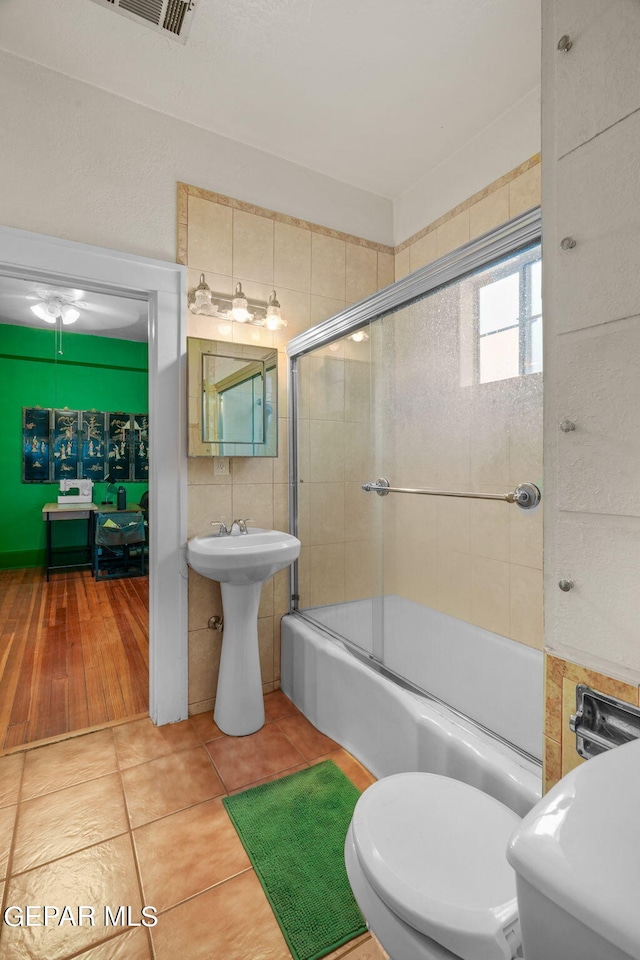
0,567 -> 148,750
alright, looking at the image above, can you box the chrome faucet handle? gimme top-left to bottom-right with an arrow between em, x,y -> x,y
233,518 -> 254,534
210,519 -> 229,536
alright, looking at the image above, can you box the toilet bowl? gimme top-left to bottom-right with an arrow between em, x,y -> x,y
346,740 -> 640,960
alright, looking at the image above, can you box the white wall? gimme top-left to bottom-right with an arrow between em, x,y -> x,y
542,0 -> 640,678
394,87 -> 541,246
0,50 -> 394,259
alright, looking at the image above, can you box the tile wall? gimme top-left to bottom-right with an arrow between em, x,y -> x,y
178,185 -> 394,715
178,156 -> 542,714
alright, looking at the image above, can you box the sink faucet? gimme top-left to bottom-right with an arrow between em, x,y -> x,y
210,518 -> 254,536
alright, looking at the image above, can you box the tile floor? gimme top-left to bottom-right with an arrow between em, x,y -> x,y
0,690 -> 388,960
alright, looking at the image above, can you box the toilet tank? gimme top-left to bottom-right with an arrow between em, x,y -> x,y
507,739 -> 640,960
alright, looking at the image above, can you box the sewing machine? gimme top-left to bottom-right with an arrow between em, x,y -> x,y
57,479 -> 94,504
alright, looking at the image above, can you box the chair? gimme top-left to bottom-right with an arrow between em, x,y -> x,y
94,511 -> 146,580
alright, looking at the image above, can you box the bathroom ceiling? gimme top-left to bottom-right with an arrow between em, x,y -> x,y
0,275 -> 148,341
0,0 -> 541,199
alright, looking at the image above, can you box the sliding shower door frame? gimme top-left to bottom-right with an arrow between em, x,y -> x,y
286,207 -> 542,611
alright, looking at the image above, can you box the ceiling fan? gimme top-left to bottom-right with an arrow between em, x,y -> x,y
22,285 -> 142,329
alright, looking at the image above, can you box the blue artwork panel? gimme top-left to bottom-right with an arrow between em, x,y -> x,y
52,409 -> 80,482
23,407 -> 51,482
107,412 -> 132,483
129,413 -> 149,482
80,411 -> 107,481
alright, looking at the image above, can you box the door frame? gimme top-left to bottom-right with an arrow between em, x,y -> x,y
0,224 -> 188,725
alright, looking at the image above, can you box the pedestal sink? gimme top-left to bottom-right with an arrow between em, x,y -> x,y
187,528 -> 301,736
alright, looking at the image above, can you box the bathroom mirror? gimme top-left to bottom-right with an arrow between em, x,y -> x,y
188,337 -> 277,457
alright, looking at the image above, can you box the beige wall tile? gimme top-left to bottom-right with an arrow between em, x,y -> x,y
231,483 -> 274,530
309,420 -> 345,482
187,197 -> 232,275
274,221 -> 311,293
344,481 -> 374,543
437,497 -> 471,555
232,457 -> 274,485
509,163 -> 542,218
345,420 -> 372,481
470,556 -> 510,636
396,538 -> 439,609
509,506 -> 543,569
436,549 -> 471,622
436,210 -> 470,257
258,616 -> 274,684
187,569 -> 222,631
377,251 -> 395,289
232,209 -> 274,285
311,233 -> 346,300
273,482 -> 289,532
509,564 -> 543,649
469,499 -> 509,563
469,185 -> 510,240
310,294 -> 346,326
309,355 -> 345,421
309,543 -> 345,606
188,484 -> 232,539
258,578 -> 274,619
188,627 -> 222,706
308,483 -> 345,545
273,419 -> 288,484
409,231 -> 438,272
344,359 -> 371,422
394,246 -> 411,279
345,540 -> 378,601
273,569 -> 291,616
346,243 -> 378,302
273,288 -> 311,346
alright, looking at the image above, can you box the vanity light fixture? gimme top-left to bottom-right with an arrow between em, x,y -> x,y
188,275 -> 286,330
30,297 -> 80,325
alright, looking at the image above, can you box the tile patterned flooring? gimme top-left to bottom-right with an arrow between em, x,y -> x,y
0,691 -> 388,960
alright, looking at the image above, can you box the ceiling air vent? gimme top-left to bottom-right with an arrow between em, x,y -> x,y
86,0 -> 197,43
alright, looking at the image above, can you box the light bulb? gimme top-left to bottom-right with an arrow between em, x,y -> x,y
265,291 -> 285,330
350,330 -> 369,343
31,304 -> 52,322
61,305 -> 79,324
45,301 -> 61,318
231,282 -> 251,323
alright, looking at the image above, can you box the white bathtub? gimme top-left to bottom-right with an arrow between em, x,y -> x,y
281,598 -> 543,817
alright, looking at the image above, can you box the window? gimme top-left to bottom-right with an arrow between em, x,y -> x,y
474,247 -> 542,384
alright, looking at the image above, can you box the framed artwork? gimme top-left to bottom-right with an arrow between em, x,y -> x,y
22,407 -> 51,482
21,407 -> 149,483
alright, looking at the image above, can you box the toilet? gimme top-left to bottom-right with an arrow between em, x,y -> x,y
345,739 -> 640,960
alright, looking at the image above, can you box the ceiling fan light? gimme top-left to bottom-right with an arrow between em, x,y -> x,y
30,303 -> 50,321
61,305 -> 80,324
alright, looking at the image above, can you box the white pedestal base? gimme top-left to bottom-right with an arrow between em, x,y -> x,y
214,581 -> 265,736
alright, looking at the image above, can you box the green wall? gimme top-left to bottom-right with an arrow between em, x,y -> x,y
0,323 -> 148,569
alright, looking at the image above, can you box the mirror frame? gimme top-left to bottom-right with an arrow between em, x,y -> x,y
188,337 -> 278,457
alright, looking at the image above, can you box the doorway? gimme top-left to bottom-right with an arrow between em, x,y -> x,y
0,225 -> 188,745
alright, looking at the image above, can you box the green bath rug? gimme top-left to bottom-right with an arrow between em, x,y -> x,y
222,760 -> 366,960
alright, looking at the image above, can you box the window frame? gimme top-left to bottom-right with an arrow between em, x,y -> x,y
473,248 -> 542,384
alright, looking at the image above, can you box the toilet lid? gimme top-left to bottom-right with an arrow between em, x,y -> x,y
350,773 -> 521,960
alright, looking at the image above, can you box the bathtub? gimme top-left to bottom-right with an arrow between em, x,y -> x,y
281,597 -> 543,817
